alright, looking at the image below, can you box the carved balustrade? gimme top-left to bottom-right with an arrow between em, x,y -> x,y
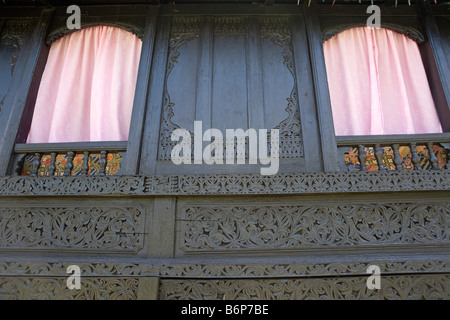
11,141 -> 126,176
336,133 -> 450,172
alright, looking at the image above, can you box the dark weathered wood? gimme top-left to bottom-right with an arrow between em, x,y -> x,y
99,150 -> 107,176
138,16 -> 171,175
336,133 -> 450,146
358,145 -> 367,172
14,32 -> 50,144
0,8 -> 54,176
48,152 -> 56,176
195,17 -> 214,131
410,143 -> 421,171
124,7 -> 159,175
291,15 -> 323,172
418,40 -> 450,132
375,144 -> 384,171
81,151 -> 89,176
30,152 -> 40,177
393,144 -> 403,171
64,151 -> 74,176
304,1 -> 339,172
427,142 -> 439,170
246,18 -> 264,132
14,141 -> 127,153
419,2 -> 450,115
159,4 -> 302,16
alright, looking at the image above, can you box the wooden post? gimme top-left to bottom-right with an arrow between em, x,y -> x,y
0,8 -> 54,176
303,2 -> 340,172
125,7 -> 160,175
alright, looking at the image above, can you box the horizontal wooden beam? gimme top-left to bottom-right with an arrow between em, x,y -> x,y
14,141 -> 128,153
336,133 -> 450,146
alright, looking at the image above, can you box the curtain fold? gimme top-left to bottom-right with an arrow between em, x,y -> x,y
27,25 -> 142,143
323,27 -> 443,136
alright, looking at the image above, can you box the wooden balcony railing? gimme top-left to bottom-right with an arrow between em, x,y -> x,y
336,133 -> 450,172
11,141 -> 127,176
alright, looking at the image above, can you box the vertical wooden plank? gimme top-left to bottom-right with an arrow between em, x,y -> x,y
147,197 -> 177,258
0,8 -> 54,176
139,16 -> 172,175
137,278 -> 160,300
304,2 -> 340,172
195,17 -> 213,130
211,20 -> 248,132
420,3 -> 450,112
124,7 -> 159,175
246,18 -> 265,131
291,15 -> 324,172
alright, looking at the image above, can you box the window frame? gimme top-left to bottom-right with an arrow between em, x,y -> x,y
9,5 -> 158,176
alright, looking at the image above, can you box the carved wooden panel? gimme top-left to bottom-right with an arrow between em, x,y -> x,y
1,260 -> 448,299
158,16 -> 303,162
0,260 -> 448,280
159,275 -> 450,300
177,198 -> 450,254
0,19 -> 31,114
0,170 -> 449,196
0,277 -> 139,300
0,203 -> 147,253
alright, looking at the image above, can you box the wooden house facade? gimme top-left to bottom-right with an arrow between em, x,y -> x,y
0,0 -> 449,299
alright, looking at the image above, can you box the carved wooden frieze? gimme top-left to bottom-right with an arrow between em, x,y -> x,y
0,260 -> 449,279
0,206 -> 145,253
0,277 -> 139,300
0,171 -> 449,196
178,200 -> 450,254
159,275 -> 450,300
1,260 -> 449,299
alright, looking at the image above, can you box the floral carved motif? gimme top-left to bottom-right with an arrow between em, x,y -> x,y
0,277 -> 139,300
159,275 -> 450,300
0,171 -> 449,196
0,206 -> 145,252
158,16 -> 303,161
179,201 -> 450,253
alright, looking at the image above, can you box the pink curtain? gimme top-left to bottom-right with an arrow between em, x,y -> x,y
323,27 -> 443,136
27,26 -> 142,143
